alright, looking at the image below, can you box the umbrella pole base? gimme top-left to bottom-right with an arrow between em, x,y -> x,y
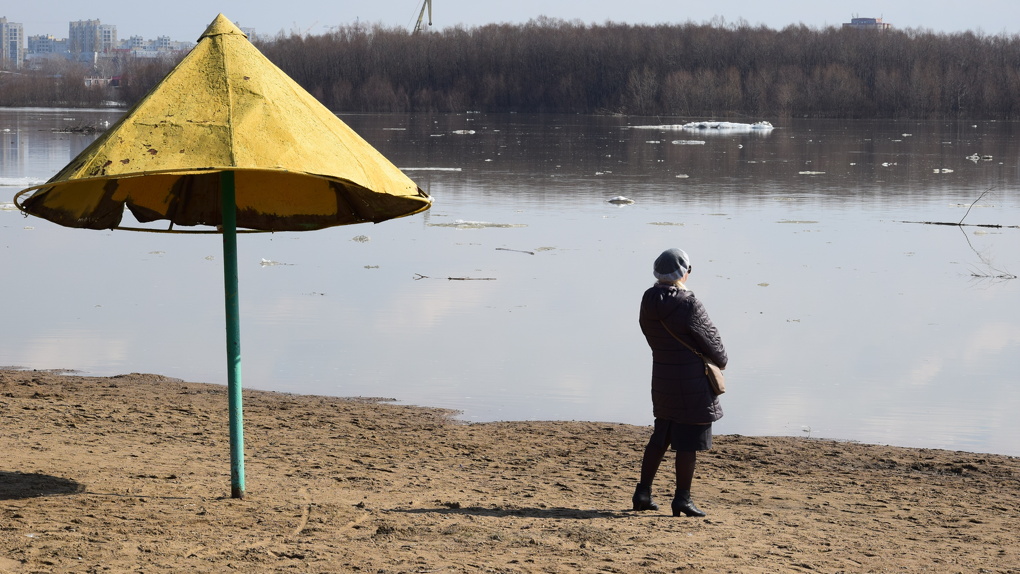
232,486 -> 245,499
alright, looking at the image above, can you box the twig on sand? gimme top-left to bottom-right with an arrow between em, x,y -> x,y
414,273 -> 496,281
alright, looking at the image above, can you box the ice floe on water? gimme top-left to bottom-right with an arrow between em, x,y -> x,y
0,177 -> 44,189
632,121 -> 774,133
681,121 -> 774,131
427,220 -> 526,229
966,154 -> 994,163
399,167 -> 463,171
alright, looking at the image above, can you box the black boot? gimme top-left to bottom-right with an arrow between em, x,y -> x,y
632,483 -> 659,511
671,490 -> 706,517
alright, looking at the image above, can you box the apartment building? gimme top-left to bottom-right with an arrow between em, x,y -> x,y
842,17 -> 892,30
1,16 -> 25,69
68,19 -> 118,53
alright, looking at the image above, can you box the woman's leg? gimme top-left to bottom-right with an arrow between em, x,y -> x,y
672,451 -> 706,517
633,438 -> 668,510
640,441 -> 668,486
674,450 -> 696,491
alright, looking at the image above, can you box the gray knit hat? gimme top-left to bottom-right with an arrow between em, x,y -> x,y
653,248 -> 690,282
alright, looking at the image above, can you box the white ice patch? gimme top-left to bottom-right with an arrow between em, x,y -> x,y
681,121 -> 774,132
0,177 -> 45,189
427,220 -> 526,229
400,167 -> 463,171
631,121 -> 773,133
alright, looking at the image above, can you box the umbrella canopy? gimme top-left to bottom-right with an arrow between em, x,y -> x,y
14,14 -> 432,499
15,13 -> 431,232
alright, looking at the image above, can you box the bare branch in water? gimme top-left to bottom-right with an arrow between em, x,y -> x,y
958,227 -> 1018,280
414,273 -> 496,281
900,189 -> 1015,281
959,187 -> 993,225
902,188 -> 1018,228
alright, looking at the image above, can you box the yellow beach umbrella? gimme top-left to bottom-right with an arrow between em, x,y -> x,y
15,13 -> 430,232
15,14 -> 431,498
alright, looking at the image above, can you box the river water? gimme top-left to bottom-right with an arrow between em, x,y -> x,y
2,107 -> 1018,456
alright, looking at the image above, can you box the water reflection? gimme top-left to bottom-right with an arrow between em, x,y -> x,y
2,108 -> 1018,457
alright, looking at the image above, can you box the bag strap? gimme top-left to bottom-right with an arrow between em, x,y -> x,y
659,320 -> 708,360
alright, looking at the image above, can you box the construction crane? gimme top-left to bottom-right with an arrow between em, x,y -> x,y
413,0 -> 432,33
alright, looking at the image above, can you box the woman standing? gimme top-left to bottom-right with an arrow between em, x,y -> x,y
633,248 -> 727,517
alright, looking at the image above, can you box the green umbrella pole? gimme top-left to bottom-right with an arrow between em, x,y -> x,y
221,170 -> 246,499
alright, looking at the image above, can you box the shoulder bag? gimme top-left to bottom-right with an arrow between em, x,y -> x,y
659,321 -> 726,395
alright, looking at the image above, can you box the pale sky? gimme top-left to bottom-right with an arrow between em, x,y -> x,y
7,0 -> 1020,42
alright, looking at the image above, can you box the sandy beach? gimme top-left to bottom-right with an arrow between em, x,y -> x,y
1,368 -> 1018,573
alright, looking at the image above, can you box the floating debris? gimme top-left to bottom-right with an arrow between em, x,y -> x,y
54,118 -> 110,134
649,222 -> 684,226
607,196 -> 634,204
451,130 -> 476,135
414,273 -> 496,281
671,140 -> 706,145
495,247 -> 535,255
798,171 -> 826,175
675,173 -> 690,178
351,235 -> 370,243
934,168 -> 954,174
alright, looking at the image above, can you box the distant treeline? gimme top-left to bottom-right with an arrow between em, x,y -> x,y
4,20 -> 1020,119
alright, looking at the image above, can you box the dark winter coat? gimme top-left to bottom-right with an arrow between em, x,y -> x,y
639,282 -> 727,424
